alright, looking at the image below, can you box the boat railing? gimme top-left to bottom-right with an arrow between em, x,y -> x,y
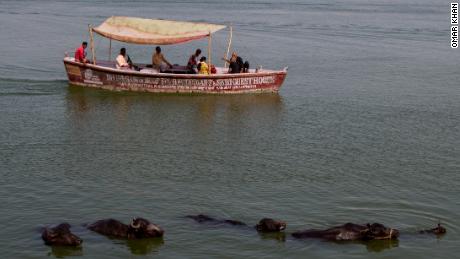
64,56 -> 286,75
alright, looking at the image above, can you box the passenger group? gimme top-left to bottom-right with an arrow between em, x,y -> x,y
74,41 -> 250,74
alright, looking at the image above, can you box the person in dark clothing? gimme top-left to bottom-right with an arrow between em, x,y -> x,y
223,52 -> 246,73
235,56 -> 244,72
228,56 -> 240,73
243,61 -> 250,73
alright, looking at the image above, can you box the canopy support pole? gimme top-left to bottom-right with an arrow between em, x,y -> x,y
208,32 -> 212,74
89,25 -> 96,65
109,39 -> 112,61
224,25 -> 233,68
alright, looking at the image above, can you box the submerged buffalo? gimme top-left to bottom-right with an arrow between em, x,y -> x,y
42,223 -> 82,246
87,218 -> 164,239
186,214 -> 286,232
292,223 -> 399,241
256,218 -> 287,232
185,214 -> 247,226
419,223 -> 447,235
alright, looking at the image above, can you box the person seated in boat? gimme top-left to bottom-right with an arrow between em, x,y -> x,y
198,56 -> 209,75
74,41 -> 89,63
187,48 -> 202,73
126,55 -> 140,71
116,48 -> 131,69
222,52 -> 244,73
152,46 -> 172,72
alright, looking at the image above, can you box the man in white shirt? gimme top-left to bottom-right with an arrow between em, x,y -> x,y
116,48 -> 130,69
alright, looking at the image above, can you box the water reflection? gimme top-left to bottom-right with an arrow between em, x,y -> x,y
330,239 -> 399,253
364,239 -> 399,252
67,85 -> 283,115
66,86 -> 133,126
107,237 -> 164,255
65,85 -> 284,129
47,245 -> 83,258
124,238 -> 164,255
257,231 -> 286,242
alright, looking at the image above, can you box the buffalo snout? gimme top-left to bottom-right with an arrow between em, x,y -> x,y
256,218 -> 286,232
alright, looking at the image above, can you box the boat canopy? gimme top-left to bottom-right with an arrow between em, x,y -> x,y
92,16 -> 226,45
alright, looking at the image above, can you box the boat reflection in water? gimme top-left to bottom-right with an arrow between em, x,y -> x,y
65,86 -> 284,134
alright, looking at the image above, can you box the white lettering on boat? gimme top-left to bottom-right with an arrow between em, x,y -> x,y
83,69 -> 103,85
104,74 -> 276,90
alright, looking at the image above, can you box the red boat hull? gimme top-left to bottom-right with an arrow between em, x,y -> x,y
64,59 -> 287,94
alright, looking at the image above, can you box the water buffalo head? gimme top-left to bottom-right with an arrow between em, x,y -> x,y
255,218 -> 286,232
431,223 -> 447,235
363,223 -> 399,240
130,218 -> 164,238
42,223 -> 82,246
420,223 -> 447,235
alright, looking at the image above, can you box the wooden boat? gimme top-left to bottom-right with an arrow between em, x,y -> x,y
63,16 -> 287,94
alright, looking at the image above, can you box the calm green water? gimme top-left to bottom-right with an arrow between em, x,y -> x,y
0,0 -> 459,258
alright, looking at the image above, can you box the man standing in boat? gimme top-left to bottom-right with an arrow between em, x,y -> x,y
74,41 -> 89,63
222,52 -> 248,73
152,46 -> 172,72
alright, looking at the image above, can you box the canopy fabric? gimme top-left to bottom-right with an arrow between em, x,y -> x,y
92,16 -> 226,45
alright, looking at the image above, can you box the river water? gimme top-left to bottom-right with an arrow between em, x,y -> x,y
0,0 -> 459,258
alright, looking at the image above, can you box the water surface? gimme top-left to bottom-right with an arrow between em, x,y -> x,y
0,0 -> 459,258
